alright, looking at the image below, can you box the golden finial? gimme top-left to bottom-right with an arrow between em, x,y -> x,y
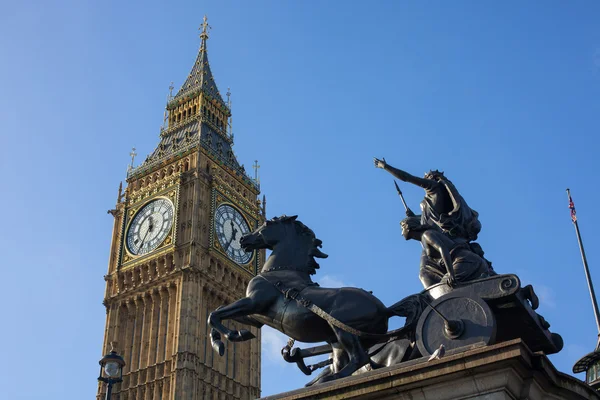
253,160 -> 261,184
129,147 -> 137,170
199,15 -> 211,44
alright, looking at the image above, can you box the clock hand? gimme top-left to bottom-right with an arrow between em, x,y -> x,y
139,227 -> 151,252
224,225 -> 239,252
138,216 -> 154,251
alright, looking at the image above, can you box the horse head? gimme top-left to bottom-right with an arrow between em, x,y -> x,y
240,215 -> 328,274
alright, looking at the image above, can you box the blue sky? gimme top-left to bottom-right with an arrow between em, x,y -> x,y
2,0 -> 600,398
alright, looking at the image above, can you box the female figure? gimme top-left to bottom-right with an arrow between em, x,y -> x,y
400,216 -> 491,286
374,158 -> 484,287
374,158 -> 481,241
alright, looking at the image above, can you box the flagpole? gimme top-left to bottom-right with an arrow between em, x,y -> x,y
567,188 -> 600,338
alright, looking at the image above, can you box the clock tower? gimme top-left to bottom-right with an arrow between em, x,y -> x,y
99,17 -> 264,400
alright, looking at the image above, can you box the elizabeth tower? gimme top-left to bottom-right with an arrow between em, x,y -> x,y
98,18 -> 263,400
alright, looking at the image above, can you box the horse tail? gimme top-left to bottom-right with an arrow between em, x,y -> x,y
386,293 -> 426,328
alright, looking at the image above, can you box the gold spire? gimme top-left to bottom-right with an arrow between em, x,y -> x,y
199,15 -> 211,47
252,160 -> 260,184
128,147 -> 137,171
226,87 -> 233,136
163,82 -> 174,130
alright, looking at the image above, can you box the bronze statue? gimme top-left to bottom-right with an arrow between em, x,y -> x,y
207,216 -> 415,386
374,158 -> 483,288
207,212 -> 562,386
373,158 -> 481,239
400,216 -> 492,285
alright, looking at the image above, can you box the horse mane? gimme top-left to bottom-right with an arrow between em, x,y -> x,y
273,215 -> 329,274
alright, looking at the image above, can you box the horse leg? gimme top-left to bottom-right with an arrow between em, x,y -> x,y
305,366 -> 332,387
305,345 -> 345,387
316,327 -> 368,383
208,297 -> 259,356
232,315 -> 264,328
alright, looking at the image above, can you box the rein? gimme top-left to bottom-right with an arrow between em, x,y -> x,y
261,265 -> 316,274
260,276 -> 413,342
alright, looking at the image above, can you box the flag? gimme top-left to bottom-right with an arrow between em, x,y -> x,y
569,195 -> 577,223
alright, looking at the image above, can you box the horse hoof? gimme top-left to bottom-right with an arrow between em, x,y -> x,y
239,329 -> 256,340
212,340 -> 224,356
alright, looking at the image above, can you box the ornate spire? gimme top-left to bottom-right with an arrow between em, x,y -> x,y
253,160 -> 260,184
200,15 -> 210,46
169,15 -> 228,112
127,147 -> 137,172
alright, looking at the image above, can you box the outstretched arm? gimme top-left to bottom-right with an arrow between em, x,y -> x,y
374,158 -> 436,190
421,231 -> 456,285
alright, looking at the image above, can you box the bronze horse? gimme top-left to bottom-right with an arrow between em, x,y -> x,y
208,215 -> 414,385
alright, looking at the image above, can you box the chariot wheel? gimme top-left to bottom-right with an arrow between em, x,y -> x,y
416,293 -> 496,357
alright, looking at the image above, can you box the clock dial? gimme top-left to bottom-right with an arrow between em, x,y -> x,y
215,204 -> 252,264
126,198 -> 174,256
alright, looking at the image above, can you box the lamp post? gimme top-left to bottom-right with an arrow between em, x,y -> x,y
98,346 -> 125,400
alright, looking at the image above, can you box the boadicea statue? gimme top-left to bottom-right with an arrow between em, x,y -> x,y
207,161 -> 564,387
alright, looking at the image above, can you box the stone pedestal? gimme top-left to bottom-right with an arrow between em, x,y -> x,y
261,339 -> 599,400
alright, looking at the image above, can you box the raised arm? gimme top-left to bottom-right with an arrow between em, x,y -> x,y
374,158 -> 437,190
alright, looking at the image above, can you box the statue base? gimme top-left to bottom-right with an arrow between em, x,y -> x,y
260,339 -> 598,400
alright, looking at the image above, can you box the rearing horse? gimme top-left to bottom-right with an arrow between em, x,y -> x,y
208,215 -> 409,384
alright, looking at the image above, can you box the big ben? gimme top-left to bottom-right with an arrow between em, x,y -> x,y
98,17 -> 263,400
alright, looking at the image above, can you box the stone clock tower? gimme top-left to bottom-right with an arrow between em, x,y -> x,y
98,17 -> 264,400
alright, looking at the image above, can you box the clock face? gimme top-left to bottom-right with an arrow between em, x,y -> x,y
126,198 -> 174,256
215,204 -> 252,264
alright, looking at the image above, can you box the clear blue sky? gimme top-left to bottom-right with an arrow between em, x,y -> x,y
2,1 -> 600,398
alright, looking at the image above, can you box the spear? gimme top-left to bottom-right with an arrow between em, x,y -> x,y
394,180 -> 415,217
567,188 -> 600,342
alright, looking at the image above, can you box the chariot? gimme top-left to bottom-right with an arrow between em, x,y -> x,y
207,215 -> 563,385
283,273 -> 563,376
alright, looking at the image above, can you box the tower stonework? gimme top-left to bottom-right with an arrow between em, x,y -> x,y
99,19 -> 263,400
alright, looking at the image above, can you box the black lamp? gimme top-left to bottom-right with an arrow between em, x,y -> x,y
98,345 -> 125,400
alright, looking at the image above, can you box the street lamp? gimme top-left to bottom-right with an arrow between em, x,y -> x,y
98,346 -> 125,400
